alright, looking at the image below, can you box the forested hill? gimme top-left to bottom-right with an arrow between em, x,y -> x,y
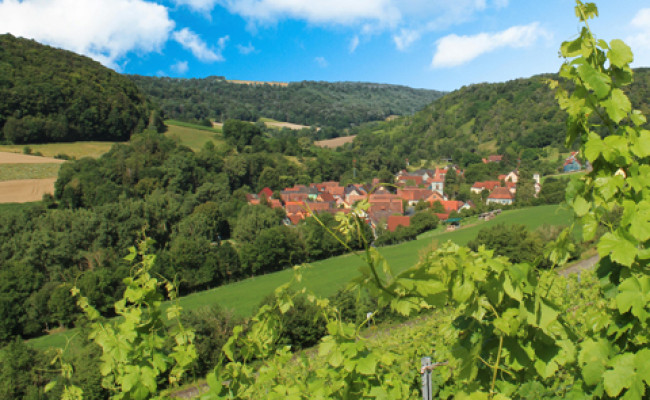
352,69 -> 650,166
129,75 -> 445,130
0,34 -> 151,144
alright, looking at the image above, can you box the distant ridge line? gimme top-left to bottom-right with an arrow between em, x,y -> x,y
226,79 -> 288,87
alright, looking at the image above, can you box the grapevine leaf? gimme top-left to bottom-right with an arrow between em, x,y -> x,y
356,353 -> 378,375
603,353 -> 635,398
629,201 -> 650,242
561,37 -> 583,57
636,349 -> 650,385
140,366 -> 157,393
632,129 -> 650,158
573,196 -> 590,217
584,132 -> 606,161
616,277 -> 644,316
120,368 -> 140,392
598,232 -> 637,267
602,135 -> 629,163
603,88 -> 631,123
579,339 -> 610,386
631,110 -> 647,127
578,63 -> 611,99
536,298 -> 559,333
390,298 -> 417,316
581,214 -> 598,241
328,347 -> 344,368
609,39 -> 634,67
452,280 -> 474,303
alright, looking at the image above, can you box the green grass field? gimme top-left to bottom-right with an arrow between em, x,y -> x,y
0,142 -> 117,159
0,163 -> 62,181
29,204 -> 571,350
164,120 -> 225,151
0,202 -> 40,213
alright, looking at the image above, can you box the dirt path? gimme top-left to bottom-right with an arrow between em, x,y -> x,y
0,152 -> 66,164
558,255 -> 599,276
0,178 -> 56,203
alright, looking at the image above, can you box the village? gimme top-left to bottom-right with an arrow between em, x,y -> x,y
244,152 -> 585,234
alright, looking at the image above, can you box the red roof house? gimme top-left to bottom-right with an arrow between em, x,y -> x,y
387,215 -> 411,232
258,187 -> 273,199
486,187 -> 514,205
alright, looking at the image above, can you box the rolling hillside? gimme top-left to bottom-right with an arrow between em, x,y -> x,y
129,75 -> 445,131
351,69 -> 650,166
0,34 -> 151,144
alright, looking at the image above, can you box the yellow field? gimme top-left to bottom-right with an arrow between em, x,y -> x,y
0,142 -> 117,159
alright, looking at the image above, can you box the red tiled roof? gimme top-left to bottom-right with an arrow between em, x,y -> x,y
327,186 -> 345,197
369,200 -> 403,214
397,188 -> 434,202
269,199 -> 283,209
369,193 -> 401,202
488,187 -> 514,199
288,213 -> 305,225
472,181 -> 501,191
281,192 -> 310,203
435,213 -> 449,221
426,192 -> 445,203
305,202 -> 331,212
285,201 -> 305,214
440,200 -> 464,212
259,187 -> 273,198
387,215 -> 411,232
318,192 -> 335,202
397,175 -> 424,186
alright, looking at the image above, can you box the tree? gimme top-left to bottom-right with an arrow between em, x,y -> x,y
410,211 -> 439,233
240,226 -> 306,275
232,205 -> 284,244
467,223 -> 544,264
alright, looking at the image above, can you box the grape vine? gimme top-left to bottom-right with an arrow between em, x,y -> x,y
195,3 -> 650,398
65,2 -> 650,399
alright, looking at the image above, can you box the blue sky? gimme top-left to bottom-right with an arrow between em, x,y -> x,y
1,0 -> 650,91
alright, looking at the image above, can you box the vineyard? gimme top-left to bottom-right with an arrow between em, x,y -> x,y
50,2 -> 650,399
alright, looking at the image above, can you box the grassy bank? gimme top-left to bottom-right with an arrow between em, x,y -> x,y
29,204 -> 570,350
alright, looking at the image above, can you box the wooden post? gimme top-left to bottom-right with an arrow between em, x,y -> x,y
421,357 -> 432,400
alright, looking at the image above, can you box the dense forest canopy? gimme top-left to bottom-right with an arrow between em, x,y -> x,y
129,75 -> 444,131
350,69 -> 650,168
0,34 -> 151,144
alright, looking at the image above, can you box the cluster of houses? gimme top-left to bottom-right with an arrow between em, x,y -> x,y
246,160 -> 550,233
469,170 -> 540,206
246,166 -> 471,232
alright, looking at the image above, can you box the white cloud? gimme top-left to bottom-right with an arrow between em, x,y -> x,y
349,36 -> 360,53
393,29 -> 421,51
215,0 -> 400,26
172,28 -> 227,62
0,0 -> 174,69
171,60 -> 189,74
432,22 -> 546,68
389,0 -> 513,51
315,56 -> 328,68
627,8 -> 650,66
237,42 -> 256,55
172,0 -> 218,13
